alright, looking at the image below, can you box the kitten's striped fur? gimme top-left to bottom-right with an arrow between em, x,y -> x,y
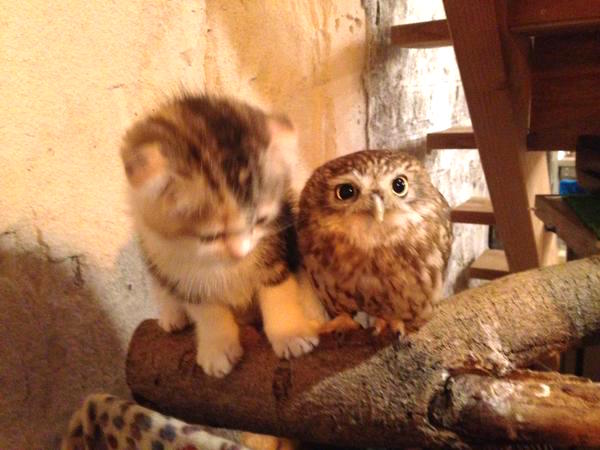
121,95 -> 321,377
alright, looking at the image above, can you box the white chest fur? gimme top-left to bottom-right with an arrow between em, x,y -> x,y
139,223 -> 260,309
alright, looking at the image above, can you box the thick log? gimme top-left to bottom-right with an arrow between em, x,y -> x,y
127,256 -> 600,448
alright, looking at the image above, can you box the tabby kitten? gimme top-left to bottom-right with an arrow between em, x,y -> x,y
121,94 -> 320,377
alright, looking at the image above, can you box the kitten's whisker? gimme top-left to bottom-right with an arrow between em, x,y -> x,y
262,213 -> 315,237
266,220 -> 297,236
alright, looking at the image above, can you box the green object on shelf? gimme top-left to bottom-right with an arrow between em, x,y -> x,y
564,194 -> 600,240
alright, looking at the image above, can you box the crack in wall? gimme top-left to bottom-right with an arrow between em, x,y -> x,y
34,226 -> 86,287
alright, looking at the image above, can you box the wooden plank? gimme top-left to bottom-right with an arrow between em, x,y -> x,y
426,126 -> 476,150
532,33 -> 600,73
443,0 -> 557,271
528,33 -> 600,150
534,195 -> 600,258
451,197 -> 495,225
511,1 -> 600,35
469,249 -> 509,280
390,19 -> 452,48
509,0 -> 600,35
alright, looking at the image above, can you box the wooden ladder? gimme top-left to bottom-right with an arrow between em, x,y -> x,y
391,1 -> 600,280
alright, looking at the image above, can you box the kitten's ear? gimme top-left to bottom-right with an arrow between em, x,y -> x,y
266,114 -> 300,170
120,142 -> 169,192
267,114 -> 309,193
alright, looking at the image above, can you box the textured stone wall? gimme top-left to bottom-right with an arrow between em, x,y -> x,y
362,0 -> 488,295
0,2 -> 365,448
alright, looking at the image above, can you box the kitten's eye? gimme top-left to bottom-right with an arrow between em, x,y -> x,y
392,176 -> 408,197
255,215 -> 269,225
335,183 -> 357,201
197,230 -> 225,242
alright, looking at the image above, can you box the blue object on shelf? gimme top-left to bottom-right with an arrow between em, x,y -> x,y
559,178 -> 587,195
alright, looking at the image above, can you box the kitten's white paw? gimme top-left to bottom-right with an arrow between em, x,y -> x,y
196,340 -> 243,378
158,308 -> 190,333
270,333 -> 319,359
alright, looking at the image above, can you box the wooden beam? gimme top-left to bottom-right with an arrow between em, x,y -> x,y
390,19 -> 452,48
443,0 -> 557,271
534,195 -> 600,258
509,0 -> 600,35
469,249 -> 509,280
426,126 -> 476,150
451,196 -> 495,225
528,33 -> 600,151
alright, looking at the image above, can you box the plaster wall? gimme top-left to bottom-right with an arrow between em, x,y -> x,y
0,1 -> 366,448
0,1 -> 488,447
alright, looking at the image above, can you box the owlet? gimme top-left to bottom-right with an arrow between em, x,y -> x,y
298,150 -> 452,335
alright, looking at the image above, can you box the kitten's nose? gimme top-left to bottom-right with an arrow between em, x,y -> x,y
225,233 -> 254,259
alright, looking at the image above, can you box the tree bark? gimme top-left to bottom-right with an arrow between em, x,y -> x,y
431,370 -> 600,447
126,256 -> 600,448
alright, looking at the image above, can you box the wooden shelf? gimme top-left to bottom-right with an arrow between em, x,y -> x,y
451,197 -> 495,225
534,195 -> 600,258
509,0 -> 600,35
527,33 -> 600,151
427,126 -> 476,150
469,249 -> 509,280
390,20 -> 452,48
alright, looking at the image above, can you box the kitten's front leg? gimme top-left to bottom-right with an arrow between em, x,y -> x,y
185,302 -> 243,378
259,276 -> 319,359
152,281 -> 190,332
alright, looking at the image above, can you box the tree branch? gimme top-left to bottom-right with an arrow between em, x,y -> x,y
126,256 -> 600,448
431,370 -> 600,447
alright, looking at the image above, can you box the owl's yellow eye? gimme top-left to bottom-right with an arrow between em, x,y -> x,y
335,183 -> 357,201
392,176 -> 408,197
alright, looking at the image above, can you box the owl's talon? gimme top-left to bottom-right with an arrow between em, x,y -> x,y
390,319 -> 406,337
372,318 -> 387,336
319,314 -> 360,334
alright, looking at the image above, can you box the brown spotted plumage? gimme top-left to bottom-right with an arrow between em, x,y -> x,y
298,150 -> 452,335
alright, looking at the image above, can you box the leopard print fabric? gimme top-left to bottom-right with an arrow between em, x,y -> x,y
61,393 -> 249,450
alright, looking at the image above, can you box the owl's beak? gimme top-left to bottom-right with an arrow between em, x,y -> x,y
371,193 -> 385,223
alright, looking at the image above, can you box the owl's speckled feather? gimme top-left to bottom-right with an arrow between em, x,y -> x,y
298,150 -> 452,333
